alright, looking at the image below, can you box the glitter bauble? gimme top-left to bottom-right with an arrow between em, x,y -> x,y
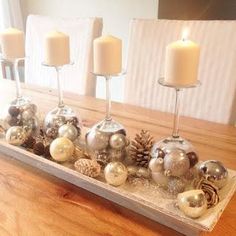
50,137 -> 74,162
58,123 -> 78,141
109,133 -> 127,150
186,152 -> 199,167
5,126 -> 26,146
86,129 -> 110,151
168,177 -> 186,195
177,190 -> 207,218
164,149 -> 190,177
104,162 -> 128,186
149,157 -> 164,172
198,160 -> 228,189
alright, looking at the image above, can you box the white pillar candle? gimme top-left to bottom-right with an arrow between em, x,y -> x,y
164,33 -> 200,86
44,31 -> 70,66
0,28 -> 25,60
93,35 -> 122,75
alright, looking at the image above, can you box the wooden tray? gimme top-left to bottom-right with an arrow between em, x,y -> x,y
0,139 -> 235,236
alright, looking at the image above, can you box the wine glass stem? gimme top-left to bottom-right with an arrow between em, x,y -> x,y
13,59 -> 22,99
56,67 -> 64,108
105,76 -> 112,121
172,88 -> 182,138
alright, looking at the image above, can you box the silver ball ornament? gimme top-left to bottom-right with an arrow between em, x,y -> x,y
104,162 -> 128,186
149,157 -> 164,172
164,149 -> 190,177
198,160 -> 228,189
177,190 -> 207,218
86,129 -> 110,151
21,109 -> 34,121
168,177 -> 186,195
50,137 -> 74,162
58,124 -> 78,141
6,126 -> 26,146
109,133 -> 126,150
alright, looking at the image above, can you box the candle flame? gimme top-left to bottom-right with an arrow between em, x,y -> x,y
182,28 -> 189,41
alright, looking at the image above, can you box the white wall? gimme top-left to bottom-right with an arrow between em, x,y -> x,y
20,0 -> 158,101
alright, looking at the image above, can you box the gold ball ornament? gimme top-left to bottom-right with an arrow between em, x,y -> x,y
6,126 -> 27,145
177,190 -> 207,218
50,137 -> 74,162
58,123 -> 78,141
109,133 -> 127,149
104,162 -> 128,186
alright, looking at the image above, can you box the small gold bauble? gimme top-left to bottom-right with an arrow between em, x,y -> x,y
104,162 -> 128,186
50,137 -> 74,162
177,190 -> 207,218
109,133 -> 127,150
58,124 -> 78,141
5,126 -> 26,146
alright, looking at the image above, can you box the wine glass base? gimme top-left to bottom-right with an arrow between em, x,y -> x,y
151,136 -> 195,158
86,119 -> 127,167
44,105 -> 81,139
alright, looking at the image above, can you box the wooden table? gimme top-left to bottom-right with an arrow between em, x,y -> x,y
0,79 -> 235,236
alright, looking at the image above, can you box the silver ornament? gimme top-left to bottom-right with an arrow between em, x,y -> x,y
198,160 -> 228,189
23,117 -> 38,134
46,127 -> 58,139
50,137 -> 74,162
164,149 -> 190,177
168,177 -> 186,195
86,129 -> 110,151
58,124 -> 78,141
177,190 -> 207,218
21,109 -> 34,121
151,172 -> 169,187
6,126 -> 26,145
109,133 -> 126,150
149,157 -> 164,172
104,162 -> 128,186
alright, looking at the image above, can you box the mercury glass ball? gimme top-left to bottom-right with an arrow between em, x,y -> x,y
109,133 -> 127,150
50,137 -> 74,162
177,190 -> 207,218
104,162 -> 128,186
198,160 -> 228,189
58,124 -> 78,141
164,149 -> 190,177
5,126 -> 26,146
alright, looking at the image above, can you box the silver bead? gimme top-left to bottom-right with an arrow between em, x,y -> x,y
6,126 -> 26,146
109,133 -> 126,150
58,124 -> 78,141
104,162 -> 128,186
86,129 -> 110,151
50,137 -> 74,162
177,190 -> 207,218
198,160 -> 228,189
149,157 -> 164,172
164,149 -> 190,177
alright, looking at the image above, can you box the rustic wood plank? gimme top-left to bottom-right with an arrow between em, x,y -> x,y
0,79 -> 235,236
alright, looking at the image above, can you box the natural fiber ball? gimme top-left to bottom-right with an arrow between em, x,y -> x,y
33,142 -> 45,156
50,137 -> 74,162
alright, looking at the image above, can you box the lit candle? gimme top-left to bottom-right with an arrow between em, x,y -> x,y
93,35 -> 122,75
0,28 -> 25,60
164,29 -> 200,86
44,31 -> 70,66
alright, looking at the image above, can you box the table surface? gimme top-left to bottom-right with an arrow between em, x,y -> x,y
0,79 -> 235,236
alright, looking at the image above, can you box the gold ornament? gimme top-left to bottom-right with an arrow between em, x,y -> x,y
194,178 -> 220,208
6,126 -> 27,146
129,130 -> 154,167
74,159 -> 101,177
177,190 -> 207,219
50,137 -> 74,162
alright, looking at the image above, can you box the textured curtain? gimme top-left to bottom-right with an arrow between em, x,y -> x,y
0,0 -> 23,30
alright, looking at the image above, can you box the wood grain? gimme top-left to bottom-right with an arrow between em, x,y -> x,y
0,79 -> 235,236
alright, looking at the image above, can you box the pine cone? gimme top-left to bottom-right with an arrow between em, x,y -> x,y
194,178 -> 220,208
129,130 -> 154,168
74,159 -> 101,178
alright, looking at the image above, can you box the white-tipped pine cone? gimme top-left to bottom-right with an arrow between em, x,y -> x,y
74,159 -> 101,178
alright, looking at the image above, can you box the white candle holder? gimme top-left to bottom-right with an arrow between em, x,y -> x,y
42,62 -> 81,140
151,78 -> 201,157
86,71 -> 129,167
0,56 -> 38,134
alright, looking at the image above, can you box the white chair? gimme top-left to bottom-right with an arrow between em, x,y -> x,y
124,19 -> 236,124
25,15 -> 103,96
